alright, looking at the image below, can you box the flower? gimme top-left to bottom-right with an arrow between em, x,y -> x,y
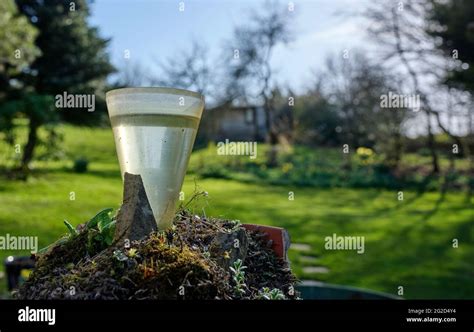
356,147 -> 374,156
127,248 -> 138,257
282,162 -> 293,173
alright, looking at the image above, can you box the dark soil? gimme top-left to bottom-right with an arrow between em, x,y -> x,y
16,210 -> 298,300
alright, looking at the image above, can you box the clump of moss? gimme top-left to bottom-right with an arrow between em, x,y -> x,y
16,210 -> 297,300
124,233 -> 232,299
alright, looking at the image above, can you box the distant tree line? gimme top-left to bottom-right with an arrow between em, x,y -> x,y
1,0 -> 472,180
147,0 -> 473,174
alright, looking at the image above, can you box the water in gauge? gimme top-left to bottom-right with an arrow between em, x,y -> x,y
110,113 -> 199,228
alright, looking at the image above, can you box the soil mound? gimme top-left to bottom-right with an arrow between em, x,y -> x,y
16,211 -> 297,300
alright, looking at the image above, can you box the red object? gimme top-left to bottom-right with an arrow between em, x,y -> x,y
242,224 -> 290,261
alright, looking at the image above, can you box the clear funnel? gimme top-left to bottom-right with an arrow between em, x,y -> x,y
106,87 -> 204,229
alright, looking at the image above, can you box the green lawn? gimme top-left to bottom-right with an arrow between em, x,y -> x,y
0,124 -> 472,299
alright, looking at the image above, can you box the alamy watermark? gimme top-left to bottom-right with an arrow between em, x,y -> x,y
380,91 -> 421,112
324,233 -> 365,254
0,234 -> 38,253
55,91 -> 95,112
18,306 -> 55,326
217,139 -> 257,159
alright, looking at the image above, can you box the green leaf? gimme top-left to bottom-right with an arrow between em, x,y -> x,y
102,220 -> 116,246
113,250 -> 128,262
87,208 -> 113,229
97,217 -> 111,233
233,259 -> 242,269
64,220 -> 78,236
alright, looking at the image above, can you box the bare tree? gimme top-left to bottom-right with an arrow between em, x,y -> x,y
363,0 -> 468,174
321,50 -> 410,169
364,1 -> 437,172
225,1 -> 293,166
153,41 -> 213,97
114,61 -> 150,87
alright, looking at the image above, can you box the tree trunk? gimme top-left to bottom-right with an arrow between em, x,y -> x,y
253,107 -> 260,141
391,8 -> 440,174
287,104 -> 294,145
267,128 -> 279,167
21,117 -> 39,174
426,112 -> 440,174
391,129 -> 403,170
263,95 -> 278,167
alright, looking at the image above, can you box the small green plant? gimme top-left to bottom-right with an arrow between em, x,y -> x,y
63,220 -> 78,237
113,249 -> 128,262
230,259 -> 247,296
37,219 -> 78,253
180,190 -> 209,211
38,208 -> 116,255
227,220 -> 242,232
257,287 -> 286,300
86,208 -> 116,252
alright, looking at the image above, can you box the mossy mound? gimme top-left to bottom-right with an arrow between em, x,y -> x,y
16,211 -> 297,300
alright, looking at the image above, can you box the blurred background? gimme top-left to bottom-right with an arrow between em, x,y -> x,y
0,0 -> 473,298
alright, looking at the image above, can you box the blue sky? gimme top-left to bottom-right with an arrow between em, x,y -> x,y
89,0 -> 371,93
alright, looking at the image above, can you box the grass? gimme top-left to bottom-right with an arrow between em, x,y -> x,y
0,123 -> 473,299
